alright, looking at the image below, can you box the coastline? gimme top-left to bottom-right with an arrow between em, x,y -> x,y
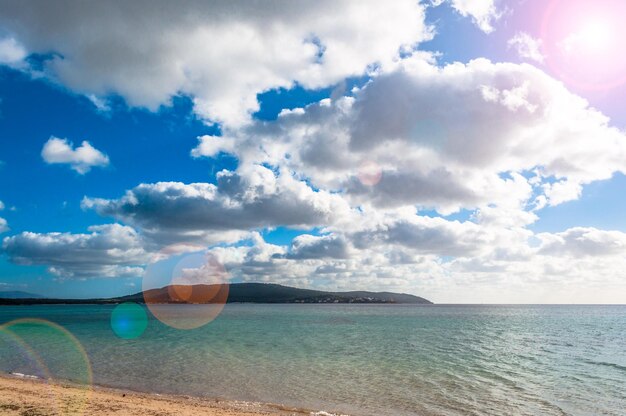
0,373 -> 342,416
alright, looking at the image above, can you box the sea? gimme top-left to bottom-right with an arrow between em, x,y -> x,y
0,304 -> 624,416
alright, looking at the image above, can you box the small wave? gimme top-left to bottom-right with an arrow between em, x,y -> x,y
10,372 -> 39,379
584,360 -> 626,372
311,412 -> 350,416
308,317 -> 356,325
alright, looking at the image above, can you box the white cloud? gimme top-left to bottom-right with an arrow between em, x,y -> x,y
195,57 -> 626,215
350,214 -> 493,257
41,137 -> 109,174
183,55 -> 626,302
3,7 -> 626,303
0,36 -> 26,66
472,205 -> 538,228
86,94 -> 111,113
82,165 -> 353,246
446,0 -> 501,33
2,224 -> 147,278
285,234 -> 350,260
537,227 -> 626,257
508,32 -> 544,63
5,196 -> 626,303
479,81 -> 537,113
201,221 -> 626,303
0,1 -> 431,127
541,180 -> 582,206
0,201 -> 7,233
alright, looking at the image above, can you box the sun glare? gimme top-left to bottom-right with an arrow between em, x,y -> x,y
558,18 -> 615,59
541,0 -> 626,90
574,20 -> 613,53
580,20 -> 611,49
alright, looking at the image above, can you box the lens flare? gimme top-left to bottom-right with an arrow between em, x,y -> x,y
541,0 -> 626,91
574,21 -> 612,52
143,250 -> 230,330
111,302 -> 148,339
0,326 -> 62,412
0,326 -> 52,379
0,319 -> 93,415
357,160 -> 382,186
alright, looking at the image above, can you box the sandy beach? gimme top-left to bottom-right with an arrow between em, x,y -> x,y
0,374 -> 327,416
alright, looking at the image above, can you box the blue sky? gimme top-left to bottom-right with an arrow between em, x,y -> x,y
1,0 -> 626,303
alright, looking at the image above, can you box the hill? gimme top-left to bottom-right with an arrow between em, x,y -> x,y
0,283 -> 432,305
0,291 -> 44,299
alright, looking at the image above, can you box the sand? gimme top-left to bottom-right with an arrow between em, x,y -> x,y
0,374 -> 327,416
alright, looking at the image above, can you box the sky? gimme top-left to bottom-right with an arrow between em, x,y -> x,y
1,0 -> 626,303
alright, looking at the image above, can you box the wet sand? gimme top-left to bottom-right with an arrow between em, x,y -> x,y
0,374 -> 334,416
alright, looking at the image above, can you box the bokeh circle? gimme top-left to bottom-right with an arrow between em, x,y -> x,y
142,250 -> 230,330
0,318 -> 93,415
111,302 -> 148,339
357,160 -> 383,186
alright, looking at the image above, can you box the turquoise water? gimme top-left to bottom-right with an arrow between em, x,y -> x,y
1,304 -> 625,415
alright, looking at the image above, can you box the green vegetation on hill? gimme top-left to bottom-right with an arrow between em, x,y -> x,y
0,283 -> 432,305
0,291 -> 44,299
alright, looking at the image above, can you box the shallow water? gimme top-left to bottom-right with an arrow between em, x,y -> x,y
1,304 -> 625,415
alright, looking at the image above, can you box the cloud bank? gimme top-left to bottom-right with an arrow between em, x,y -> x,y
3,224 -> 147,278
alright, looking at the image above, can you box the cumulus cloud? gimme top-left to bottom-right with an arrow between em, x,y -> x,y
4,4 -> 626,303
537,227 -> 626,257
195,201 -> 534,290
5,198 -> 625,302
41,137 -> 109,174
433,0 -> 501,33
195,57 -> 626,214
285,234 -> 350,260
541,180 -> 582,207
2,224 -> 147,278
508,32 -> 544,63
350,215 -> 492,257
0,201 -> 7,233
199,221 -> 626,303
82,165 -> 352,246
182,55 -> 626,302
0,36 -> 26,66
0,0 -> 431,127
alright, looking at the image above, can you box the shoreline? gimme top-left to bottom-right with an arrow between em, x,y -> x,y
0,373 -> 345,416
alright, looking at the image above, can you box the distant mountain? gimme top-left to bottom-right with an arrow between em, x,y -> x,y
0,291 -> 45,299
0,283 -> 432,305
122,283 -> 432,304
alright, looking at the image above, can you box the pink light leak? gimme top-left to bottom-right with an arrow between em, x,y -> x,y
357,160 -> 383,187
541,0 -> 626,91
